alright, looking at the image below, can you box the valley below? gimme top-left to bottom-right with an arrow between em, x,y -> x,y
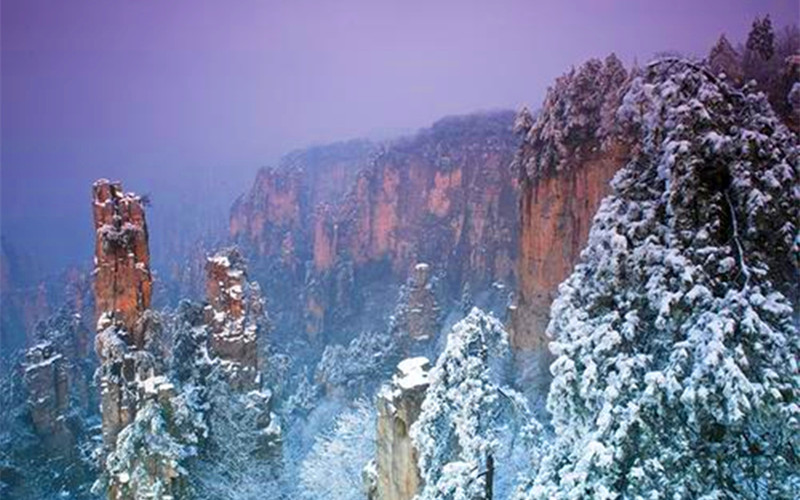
1,9 -> 800,500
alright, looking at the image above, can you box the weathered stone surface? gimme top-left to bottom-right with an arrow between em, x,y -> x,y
401,263 -> 440,341
230,140 -> 376,268
375,357 -> 430,500
231,112 -> 519,342
23,341 -> 75,455
204,247 -> 266,389
95,314 -> 152,448
405,263 -> 438,340
330,113 -> 518,287
92,179 -> 152,335
230,141 -> 377,342
30,308 -> 95,416
511,144 -> 627,349
511,55 -> 631,350
92,180 -> 155,450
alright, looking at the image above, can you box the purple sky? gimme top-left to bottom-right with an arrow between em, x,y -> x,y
2,0 -> 798,277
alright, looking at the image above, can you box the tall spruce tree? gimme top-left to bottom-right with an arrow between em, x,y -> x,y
412,308 -> 539,500
746,16 -> 775,62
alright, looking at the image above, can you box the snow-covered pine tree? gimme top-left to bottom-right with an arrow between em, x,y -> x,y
191,375 -> 280,500
746,16 -> 775,62
708,34 -> 743,84
524,59 -> 800,499
412,308 -> 539,500
103,387 -> 196,500
513,54 -> 628,179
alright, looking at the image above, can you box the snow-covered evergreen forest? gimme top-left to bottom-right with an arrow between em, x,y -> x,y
2,8 -> 799,500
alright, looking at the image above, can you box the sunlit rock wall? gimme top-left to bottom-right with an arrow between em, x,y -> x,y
511,55 -> 631,350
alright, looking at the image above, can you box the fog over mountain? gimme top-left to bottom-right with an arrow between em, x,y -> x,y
1,2 -> 799,500
3,0 -> 796,277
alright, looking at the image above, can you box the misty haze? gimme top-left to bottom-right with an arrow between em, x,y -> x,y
2,1 -> 800,499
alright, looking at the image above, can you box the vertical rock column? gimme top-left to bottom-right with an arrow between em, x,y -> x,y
205,247 -> 265,390
374,357 -> 430,500
405,263 -> 440,341
92,179 -> 153,448
92,180 -> 152,337
23,342 -> 74,456
22,309 -> 95,459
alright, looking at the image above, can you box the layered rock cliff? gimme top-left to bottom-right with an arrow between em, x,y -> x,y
390,262 -> 443,348
231,112 -> 519,343
230,140 -> 377,341
402,264 -> 440,341
511,54 -> 631,350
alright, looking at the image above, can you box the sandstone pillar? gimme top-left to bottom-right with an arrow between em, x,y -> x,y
375,357 -> 430,500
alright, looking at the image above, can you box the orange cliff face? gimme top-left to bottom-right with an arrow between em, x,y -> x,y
511,54 -> 632,350
230,139 -> 375,264
230,112 -> 519,341
229,140 -> 377,340
312,204 -> 337,272
92,179 -> 152,338
512,143 -> 627,350
332,136 -> 518,283
230,167 -> 304,260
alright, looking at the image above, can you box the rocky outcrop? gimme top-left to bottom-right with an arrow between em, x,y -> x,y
404,264 -> 439,341
231,112 -> 519,343
374,357 -> 430,500
230,140 -> 377,341
511,55 -> 631,350
95,315 -> 151,453
27,308 -> 95,418
92,180 -> 152,335
326,112 -> 518,287
230,139 -> 376,258
92,180 -> 155,449
0,311 -> 95,498
105,376 -> 185,500
91,180 -> 199,499
23,342 -> 74,455
390,263 -> 442,345
22,308 -> 96,457
204,247 -> 266,389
